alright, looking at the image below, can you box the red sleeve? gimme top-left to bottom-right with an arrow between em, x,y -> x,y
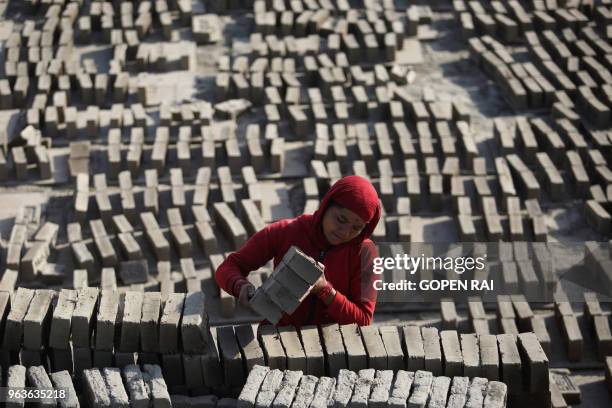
215,220 -> 286,297
326,241 -> 378,326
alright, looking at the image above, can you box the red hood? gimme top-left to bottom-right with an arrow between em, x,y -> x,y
299,176 -> 381,251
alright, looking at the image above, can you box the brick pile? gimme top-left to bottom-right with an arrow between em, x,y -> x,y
2,363 -> 171,408
238,365 -> 508,408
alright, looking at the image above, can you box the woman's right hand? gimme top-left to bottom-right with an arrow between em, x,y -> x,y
238,282 -> 256,308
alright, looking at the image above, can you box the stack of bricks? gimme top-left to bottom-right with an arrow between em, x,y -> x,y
2,363 -> 172,408
238,365 -> 508,408
249,246 -> 324,324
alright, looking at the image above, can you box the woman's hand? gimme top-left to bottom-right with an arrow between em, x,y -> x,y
238,282 -> 256,308
311,275 -> 328,294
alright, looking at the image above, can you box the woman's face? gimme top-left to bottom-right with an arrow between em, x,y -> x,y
322,204 -> 367,245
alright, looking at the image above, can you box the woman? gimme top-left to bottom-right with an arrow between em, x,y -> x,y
215,175 -> 381,327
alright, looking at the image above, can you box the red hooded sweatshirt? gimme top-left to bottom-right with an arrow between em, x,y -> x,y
215,176 -> 381,327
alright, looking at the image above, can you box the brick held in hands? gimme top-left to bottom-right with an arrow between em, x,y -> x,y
339,323 -> 368,371
238,365 -> 270,408
262,276 -> 301,315
299,325 -> 325,376
403,325 -> 425,371
249,289 -> 284,325
257,324 -> 287,370
273,264 -> 312,301
281,246 -> 324,285
181,291 -> 208,353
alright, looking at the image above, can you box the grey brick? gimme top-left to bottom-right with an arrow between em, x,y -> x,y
421,327 -> 442,376
272,370 -> 303,408
181,291 -> 208,353
72,288 -> 99,348
122,365 -> 149,408
238,365 -> 269,408
119,291 -> 143,352
159,293 -> 185,353
446,376 -> 469,408
300,325 -> 325,376
482,381 -> 507,408
49,370 -> 79,408
407,370 -> 432,408
95,290 -> 119,351
320,323 -> 347,376
278,326 -> 307,371
479,335 -> 499,381
403,326 -> 425,371
292,375 -> 318,408
333,369 -> 358,408
440,330 -> 463,377
258,325 -> 287,370
369,370 -> 394,408
460,334 -> 480,378
3,288 -> 34,350
26,366 -> 55,408
310,376 -> 335,408
103,367 -> 129,408
218,325 -> 245,388
141,292 -> 161,353
6,365 -> 26,408
497,334 -> 521,390
82,368 -> 111,408
23,289 -> 56,350
255,369 -> 284,408
340,324 -> 367,371
348,368 -> 375,408
142,364 -> 171,408
360,325 -> 387,369
428,376 -> 451,408
387,370 -> 414,408
464,377 -> 488,408
235,324 -> 265,372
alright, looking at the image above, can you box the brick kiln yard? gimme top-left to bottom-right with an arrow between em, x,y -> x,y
0,0 -> 612,407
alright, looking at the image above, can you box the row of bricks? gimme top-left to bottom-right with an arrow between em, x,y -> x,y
239,365 -> 507,408
2,363 -> 170,408
0,287 -> 208,354
215,323 -> 548,396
